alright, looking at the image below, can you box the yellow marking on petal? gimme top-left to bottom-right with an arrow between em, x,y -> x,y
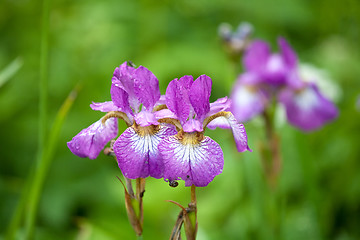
132,123 -> 160,137
202,111 -> 231,129
102,111 -> 132,127
176,130 -> 205,145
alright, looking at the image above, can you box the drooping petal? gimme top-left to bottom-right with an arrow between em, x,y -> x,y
90,101 -> 122,112
114,125 -> 177,179
225,112 -> 251,152
183,119 -> 203,133
112,62 -> 140,110
206,116 -> 231,130
159,135 -> 224,187
134,66 -> 161,110
243,40 -> 271,73
279,83 -> 338,131
189,75 -> 212,121
278,37 -> 298,70
205,96 -> 232,118
67,118 -> 118,159
134,111 -> 159,127
230,79 -> 267,122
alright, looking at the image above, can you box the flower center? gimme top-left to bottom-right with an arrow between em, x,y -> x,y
176,130 -> 204,145
133,123 -> 160,137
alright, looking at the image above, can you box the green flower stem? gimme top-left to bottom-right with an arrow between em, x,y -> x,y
24,89 -> 78,239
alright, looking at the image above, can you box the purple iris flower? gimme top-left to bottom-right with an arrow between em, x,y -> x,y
231,37 -> 338,131
156,75 -> 251,187
68,62 -> 176,179
278,82 -> 338,131
243,38 -> 297,86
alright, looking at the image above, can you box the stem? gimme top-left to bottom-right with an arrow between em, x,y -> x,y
262,109 -> 282,187
24,0 -> 51,238
136,178 -> 145,233
190,185 -> 196,205
190,185 -> 198,239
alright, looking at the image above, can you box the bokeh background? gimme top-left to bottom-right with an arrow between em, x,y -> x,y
1,0 -> 360,239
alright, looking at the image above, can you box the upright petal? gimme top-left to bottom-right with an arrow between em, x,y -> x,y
279,83 -> 338,131
178,75 -> 194,90
134,66 -> 161,110
90,101 -> 122,112
278,37 -> 298,70
159,135 -> 224,187
114,125 -> 177,179
189,75 -> 212,121
166,79 -> 191,124
243,40 -> 271,72
112,62 -> 140,110
67,118 -> 118,159
110,83 -> 133,115
207,112 -> 251,152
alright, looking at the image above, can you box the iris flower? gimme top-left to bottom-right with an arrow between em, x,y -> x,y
67,62 -> 176,178
231,37 -> 338,131
156,75 -> 251,187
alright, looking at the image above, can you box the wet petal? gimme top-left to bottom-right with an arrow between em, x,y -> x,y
112,62 -> 140,110
159,136 -> 224,187
114,125 -> 177,179
90,101 -> 121,112
110,82 -> 133,115
178,75 -> 193,90
67,118 -> 118,159
205,96 -> 232,118
243,40 -> 271,72
134,66 -> 161,109
230,80 -> 267,122
222,112 -> 252,152
279,83 -> 338,131
189,75 -> 212,121
165,78 -> 191,124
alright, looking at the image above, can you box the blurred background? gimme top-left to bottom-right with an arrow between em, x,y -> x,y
1,0 -> 360,239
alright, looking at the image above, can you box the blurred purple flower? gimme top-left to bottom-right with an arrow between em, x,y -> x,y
68,62 -> 176,179
279,83 -> 338,131
231,37 -> 338,131
156,75 -> 251,187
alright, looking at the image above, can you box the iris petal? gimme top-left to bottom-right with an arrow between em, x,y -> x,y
279,83 -> 338,131
243,40 -> 271,73
230,79 -> 267,122
90,101 -> 122,112
159,135 -> 224,187
189,75 -> 212,121
67,118 -> 118,159
165,78 -> 191,124
114,125 -> 177,179
134,66 -> 161,110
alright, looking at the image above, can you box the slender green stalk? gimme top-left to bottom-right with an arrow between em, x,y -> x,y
24,0 -> 51,237
24,88 -> 78,239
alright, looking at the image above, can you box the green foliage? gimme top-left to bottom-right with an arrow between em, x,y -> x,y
1,0 -> 360,239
